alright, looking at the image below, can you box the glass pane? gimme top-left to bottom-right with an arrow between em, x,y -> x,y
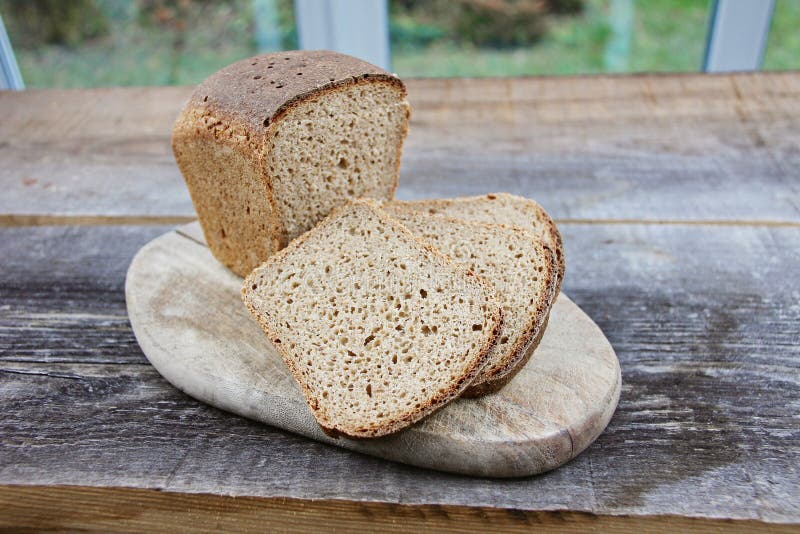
0,0 -> 297,88
763,0 -> 800,71
390,0 -> 712,78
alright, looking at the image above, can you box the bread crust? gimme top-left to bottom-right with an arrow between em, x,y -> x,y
242,200 -> 503,438
462,295 -> 553,398
172,51 -> 409,277
462,238 -> 557,395
186,50 -> 405,135
172,107 -> 281,276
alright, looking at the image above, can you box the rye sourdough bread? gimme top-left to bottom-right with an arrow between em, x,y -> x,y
173,50 -> 411,277
392,193 -> 565,292
241,200 -> 502,438
379,203 -> 558,396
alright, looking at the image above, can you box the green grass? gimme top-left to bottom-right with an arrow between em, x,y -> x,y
393,1 -> 612,77
627,0 -> 710,73
4,0 -> 799,88
763,0 -> 800,71
393,0 -> 712,78
8,0 -> 259,88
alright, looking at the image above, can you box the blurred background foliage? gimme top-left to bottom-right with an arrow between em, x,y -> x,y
0,0 -> 798,88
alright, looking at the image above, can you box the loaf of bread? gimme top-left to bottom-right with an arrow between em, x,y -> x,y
379,203 -> 558,396
173,50 -> 411,277
392,193 -> 565,292
242,200 -> 502,438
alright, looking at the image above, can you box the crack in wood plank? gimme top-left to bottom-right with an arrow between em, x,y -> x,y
0,359 -> 152,367
0,368 -> 85,381
0,215 -> 195,227
174,228 -> 208,248
161,426 -> 206,490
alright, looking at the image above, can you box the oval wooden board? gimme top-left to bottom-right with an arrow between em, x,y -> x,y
126,222 -> 621,478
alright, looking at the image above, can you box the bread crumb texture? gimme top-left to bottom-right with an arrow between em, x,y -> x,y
242,201 -> 500,437
395,193 -> 565,288
267,81 -> 409,246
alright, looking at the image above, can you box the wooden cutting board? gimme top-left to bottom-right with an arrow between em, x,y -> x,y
126,222 -> 621,478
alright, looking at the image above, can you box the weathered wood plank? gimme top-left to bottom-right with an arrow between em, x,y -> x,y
400,74 -> 800,223
1,224 -> 798,521
1,73 -> 798,222
0,87 -> 191,218
1,486 -> 794,534
0,225 -> 169,364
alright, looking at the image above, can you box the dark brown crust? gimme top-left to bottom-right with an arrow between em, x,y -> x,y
187,50 -> 406,136
461,313 -> 550,398
241,200 -> 503,438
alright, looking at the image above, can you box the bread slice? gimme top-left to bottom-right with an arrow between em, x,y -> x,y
242,200 -> 502,438
379,203 -> 558,396
392,193 -> 565,292
173,50 -> 411,277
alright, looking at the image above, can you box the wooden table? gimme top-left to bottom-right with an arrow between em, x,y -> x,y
1,73 -> 798,532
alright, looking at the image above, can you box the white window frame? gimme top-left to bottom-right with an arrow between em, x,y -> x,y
704,0 -> 775,72
293,0 -> 391,70
0,13 -> 24,90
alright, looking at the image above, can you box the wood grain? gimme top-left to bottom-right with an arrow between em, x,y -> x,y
0,225 -> 168,364
0,214 -> 194,227
2,73 -> 799,222
398,73 -> 800,224
1,223 -> 797,522
124,224 -> 620,477
1,485 -> 794,533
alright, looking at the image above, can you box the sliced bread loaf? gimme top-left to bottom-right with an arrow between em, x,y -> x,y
242,200 -> 502,437
379,203 -> 558,397
173,50 -> 411,277
391,193 -> 565,292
